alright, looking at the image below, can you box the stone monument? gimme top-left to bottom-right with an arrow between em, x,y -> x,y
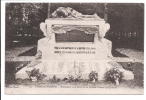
16,8 -> 134,82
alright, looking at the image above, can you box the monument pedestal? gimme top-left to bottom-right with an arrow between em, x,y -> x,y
15,18 -> 134,82
16,59 -> 112,80
16,59 -> 134,81
15,38 -> 134,81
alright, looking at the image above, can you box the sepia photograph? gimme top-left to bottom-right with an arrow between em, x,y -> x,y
4,2 -> 144,94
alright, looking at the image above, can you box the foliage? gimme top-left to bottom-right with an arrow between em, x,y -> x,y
26,68 -> 46,81
88,71 -> 98,82
127,62 -> 134,71
15,78 -> 31,84
104,67 -> 123,85
6,3 -> 47,36
51,75 -> 60,83
68,68 -> 82,82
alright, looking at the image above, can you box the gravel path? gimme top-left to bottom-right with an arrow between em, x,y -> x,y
5,45 -> 144,63
115,48 -> 144,63
5,45 -> 36,61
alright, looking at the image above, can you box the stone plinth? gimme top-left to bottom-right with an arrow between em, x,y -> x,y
42,39 -> 109,60
16,59 -> 112,80
15,59 -> 134,81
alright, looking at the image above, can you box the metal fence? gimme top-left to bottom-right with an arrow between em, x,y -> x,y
105,29 -> 144,51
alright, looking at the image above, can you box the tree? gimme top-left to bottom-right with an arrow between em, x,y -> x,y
6,3 -> 48,48
6,3 -> 47,37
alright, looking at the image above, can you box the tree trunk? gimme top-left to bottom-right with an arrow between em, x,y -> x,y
104,3 -> 108,22
48,3 -> 51,18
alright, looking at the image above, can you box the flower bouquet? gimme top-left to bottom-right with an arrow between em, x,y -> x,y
88,71 -> 98,83
104,67 -> 123,85
26,68 -> 46,82
68,62 -> 82,82
68,71 -> 82,82
68,66 -> 82,82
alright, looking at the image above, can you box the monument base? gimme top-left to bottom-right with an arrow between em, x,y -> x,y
15,59 -> 134,81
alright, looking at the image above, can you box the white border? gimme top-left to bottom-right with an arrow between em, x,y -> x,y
1,0 -> 146,100
1,0 -> 145,3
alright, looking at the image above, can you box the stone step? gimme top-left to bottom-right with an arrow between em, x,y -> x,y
15,60 -> 134,81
